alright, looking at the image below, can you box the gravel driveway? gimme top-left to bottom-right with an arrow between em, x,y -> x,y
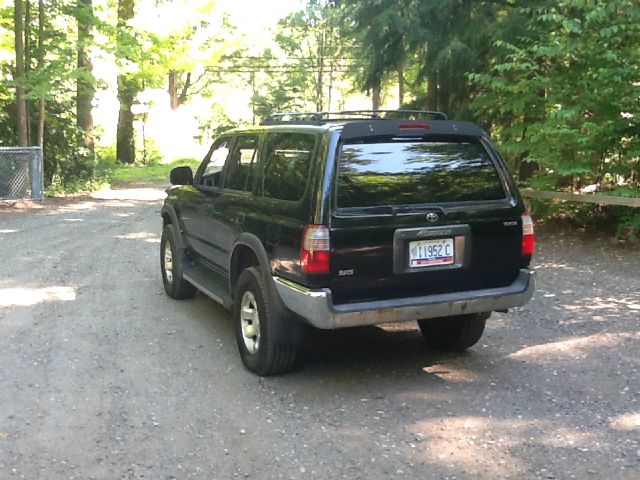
1,187 -> 639,479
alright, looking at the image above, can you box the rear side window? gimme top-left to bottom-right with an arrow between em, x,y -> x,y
261,133 -> 316,201
337,140 -> 506,208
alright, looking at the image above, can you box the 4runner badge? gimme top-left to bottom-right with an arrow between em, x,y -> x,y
338,269 -> 354,277
426,212 -> 439,223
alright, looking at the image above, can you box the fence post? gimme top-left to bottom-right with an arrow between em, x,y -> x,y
0,147 -> 44,201
30,147 -> 44,200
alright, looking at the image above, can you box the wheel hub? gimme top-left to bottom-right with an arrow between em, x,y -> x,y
240,291 -> 260,354
163,242 -> 174,284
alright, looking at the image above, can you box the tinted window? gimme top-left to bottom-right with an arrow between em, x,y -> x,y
224,135 -> 258,191
337,141 -> 505,208
262,133 -> 316,201
200,138 -> 232,187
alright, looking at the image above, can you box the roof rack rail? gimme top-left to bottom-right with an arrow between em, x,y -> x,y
260,109 -> 448,125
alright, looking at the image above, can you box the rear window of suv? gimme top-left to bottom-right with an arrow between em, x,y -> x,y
337,139 -> 506,208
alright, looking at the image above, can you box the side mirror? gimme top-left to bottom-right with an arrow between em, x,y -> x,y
170,166 -> 193,186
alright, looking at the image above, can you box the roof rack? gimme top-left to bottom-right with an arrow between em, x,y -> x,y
260,109 -> 448,125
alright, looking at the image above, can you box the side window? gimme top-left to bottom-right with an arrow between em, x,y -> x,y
261,133 -> 316,201
224,135 -> 258,192
199,138 -> 232,188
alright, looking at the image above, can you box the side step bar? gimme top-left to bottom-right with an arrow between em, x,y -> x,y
183,264 -> 232,309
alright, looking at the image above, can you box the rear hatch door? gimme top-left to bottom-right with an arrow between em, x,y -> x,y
328,121 -> 523,305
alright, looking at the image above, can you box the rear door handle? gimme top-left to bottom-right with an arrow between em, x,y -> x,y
199,201 -> 214,213
266,225 -> 280,246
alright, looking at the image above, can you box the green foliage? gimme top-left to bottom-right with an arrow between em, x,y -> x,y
45,152 -> 201,195
252,0 -> 352,116
471,0 -> 640,238
43,100 -> 92,183
471,1 -> 640,191
336,0 -> 504,115
105,157 -> 201,186
0,0 -> 101,181
617,212 -> 640,242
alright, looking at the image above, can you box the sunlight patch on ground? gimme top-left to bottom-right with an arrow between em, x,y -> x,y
43,200 -> 136,214
536,261 -> 576,271
422,364 -> 480,383
562,296 -> 640,313
541,426 -> 597,449
509,332 -> 640,363
91,187 -> 166,201
47,201 -> 98,213
409,416 -> 527,477
609,413 -> 640,431
117,232 -> 160,243
0,287 -> 77,307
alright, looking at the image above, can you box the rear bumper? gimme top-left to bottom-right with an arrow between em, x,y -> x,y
274,269 -> 535,329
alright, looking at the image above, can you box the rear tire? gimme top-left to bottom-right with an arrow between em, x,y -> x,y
161,225 -> 196,300
234,267 -> 297,376
417,313 -> 489,351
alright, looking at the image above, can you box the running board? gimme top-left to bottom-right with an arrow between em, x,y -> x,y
183,265 -> 232,309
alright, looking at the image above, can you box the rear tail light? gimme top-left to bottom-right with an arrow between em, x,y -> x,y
300,225 -> 330,274
521,213 -> 535,257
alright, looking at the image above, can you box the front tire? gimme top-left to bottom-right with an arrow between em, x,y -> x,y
417,313 -> 489,351
160,225 -> 196,300
234,267 -> 297,376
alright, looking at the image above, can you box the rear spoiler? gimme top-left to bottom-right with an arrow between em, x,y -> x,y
339,120 -> 486,141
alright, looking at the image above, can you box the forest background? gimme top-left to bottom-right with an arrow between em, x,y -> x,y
1,0 -> 639,238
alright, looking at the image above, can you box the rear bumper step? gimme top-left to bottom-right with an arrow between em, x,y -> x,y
274,269 -> 535,329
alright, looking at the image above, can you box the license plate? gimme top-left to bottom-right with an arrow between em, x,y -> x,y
409,238 -> 454,267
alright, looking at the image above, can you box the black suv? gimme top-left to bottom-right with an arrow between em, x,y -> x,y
160,110 -> 535,375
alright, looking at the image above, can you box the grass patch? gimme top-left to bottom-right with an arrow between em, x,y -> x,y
106,158 -> 201,186
44,154 -> 202,197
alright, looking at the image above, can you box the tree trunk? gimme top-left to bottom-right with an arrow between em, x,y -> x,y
372,84 -> 381,111
24,0 -> 32,144
438,71 -> 450,115
316,28 -> 325,112
426,46 -> 438,111
178,72 -> 191,106
36,0 -> 44,147
327,52 -> 335,112
117,0 -> 136,164
168,70 -> 178,110
427,72 -> 438,111
14,0 -> 29,146
77,0 -> 95,160
398,63 -> 404,108
117,76 -> 136,164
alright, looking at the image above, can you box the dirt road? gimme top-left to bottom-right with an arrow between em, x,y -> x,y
1,187 -> 639,479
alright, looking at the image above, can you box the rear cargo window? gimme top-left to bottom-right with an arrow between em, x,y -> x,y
337,141 -> 505,208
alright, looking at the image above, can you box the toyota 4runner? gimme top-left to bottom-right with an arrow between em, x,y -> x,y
160,110 -> 535,376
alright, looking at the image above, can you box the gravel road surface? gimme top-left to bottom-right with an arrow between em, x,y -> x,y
1,186 -> 639,480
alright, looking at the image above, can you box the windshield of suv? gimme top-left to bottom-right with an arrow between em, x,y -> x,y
337,140 -> 506,208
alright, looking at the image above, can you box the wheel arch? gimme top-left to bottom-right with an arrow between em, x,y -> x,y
229,233 -> 272,297
160,204 -> 186,249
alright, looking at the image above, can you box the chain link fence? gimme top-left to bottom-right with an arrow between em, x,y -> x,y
0,147 -> 44,200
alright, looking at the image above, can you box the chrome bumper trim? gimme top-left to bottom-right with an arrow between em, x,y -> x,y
273,269 -> 535,329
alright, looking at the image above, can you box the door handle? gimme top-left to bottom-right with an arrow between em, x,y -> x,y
198,202 -> 214,214
266,225 -> 280,246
